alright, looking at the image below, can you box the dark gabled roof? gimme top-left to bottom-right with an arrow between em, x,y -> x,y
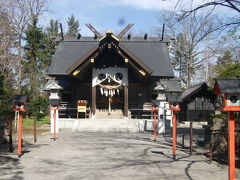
12,95 -> 28,104
157,79 -> 182,92
187,97 -> 215,110
121,42 -> 173,77
47,36 -> 174,77
48,41 -> 98,75
214,78 -> 240,94
182,82 -> 207,102
66,34 -> 153,75
56,36 -> 171,42
181,82 -> 216,104
118,44 -> 153,74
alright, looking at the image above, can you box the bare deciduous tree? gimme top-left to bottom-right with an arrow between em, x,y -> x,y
175,0 -> 240,30
0,0 -> 48,92
0,2 -> 15,82
155,11 -> 222,87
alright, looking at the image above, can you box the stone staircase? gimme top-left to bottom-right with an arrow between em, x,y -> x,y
58,118 -> 140,133
95,109 -> 124,119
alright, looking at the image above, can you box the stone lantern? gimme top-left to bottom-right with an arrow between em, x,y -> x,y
44,80 -> 62,138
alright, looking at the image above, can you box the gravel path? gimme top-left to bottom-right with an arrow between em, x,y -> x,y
0,131 -> 237,180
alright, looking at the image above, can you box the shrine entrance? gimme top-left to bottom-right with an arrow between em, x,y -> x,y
92,67 -> 128,118
96,85 -> 124,113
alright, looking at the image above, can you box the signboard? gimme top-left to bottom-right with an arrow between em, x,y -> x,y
78,106 -> 86,112
77,100 -> 87,113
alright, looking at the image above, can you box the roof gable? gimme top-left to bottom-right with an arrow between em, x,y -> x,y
214,78 -> 240,94
48,41 -> 98,75
47,36 -> 174,78
65,33 -> 153,76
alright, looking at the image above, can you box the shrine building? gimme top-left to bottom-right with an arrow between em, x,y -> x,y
46,26 -> 175,119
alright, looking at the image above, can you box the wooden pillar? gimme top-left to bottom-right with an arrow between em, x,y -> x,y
92,86 -> 96,116
18,111 -> 22,158
173,111 -> 177,160
124,86 -> 128,117
228,111 -> 235,180
189,120 -> 193,155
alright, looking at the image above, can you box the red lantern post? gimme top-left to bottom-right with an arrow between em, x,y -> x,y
213,79 -> 240,180
170,103 -> 181,160
12,95 -> 28,158
228,111 -> 235,180
15,104 -> 26,158
172,111 -> 177,160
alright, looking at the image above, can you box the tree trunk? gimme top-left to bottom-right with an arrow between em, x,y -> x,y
17,38 -> 23,93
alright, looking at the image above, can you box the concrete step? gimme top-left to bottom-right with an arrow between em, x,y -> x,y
58,118 -> 140,133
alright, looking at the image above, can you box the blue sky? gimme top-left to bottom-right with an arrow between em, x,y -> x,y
41,0 -> 238,36
43,0 -> 177,36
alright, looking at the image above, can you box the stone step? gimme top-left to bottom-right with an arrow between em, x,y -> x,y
75,129 -> 139,133
95,109 -> 124,119
58,118 -> 140,133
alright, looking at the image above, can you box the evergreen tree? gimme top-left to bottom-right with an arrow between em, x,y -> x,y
27,96 -> 49,121
214,49 -> 237,78
171,33 -> 200,88
216,50 -> 233,66
44,19 -> 59,68
215,62 -> 240,78
46,19 -> 59,36
24,16 -> 47,98
66,14 -> 80,36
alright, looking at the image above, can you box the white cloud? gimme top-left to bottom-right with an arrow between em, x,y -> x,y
51,0 -> 177,11
108,0 -> 177,10
51,0 -> 232,12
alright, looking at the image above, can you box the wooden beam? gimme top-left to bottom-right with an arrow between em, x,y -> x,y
85,24 -> 103,39
124,86 -> 128,117
92,86 -> 96,116
117,50 -> 127,59
72,61 -> 90,77
128,60 -> 139,72
117,24 -> 134,38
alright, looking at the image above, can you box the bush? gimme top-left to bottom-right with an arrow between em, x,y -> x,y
27,96 -> 49,120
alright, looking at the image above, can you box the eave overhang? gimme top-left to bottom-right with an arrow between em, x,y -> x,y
66,31 -> 153,77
